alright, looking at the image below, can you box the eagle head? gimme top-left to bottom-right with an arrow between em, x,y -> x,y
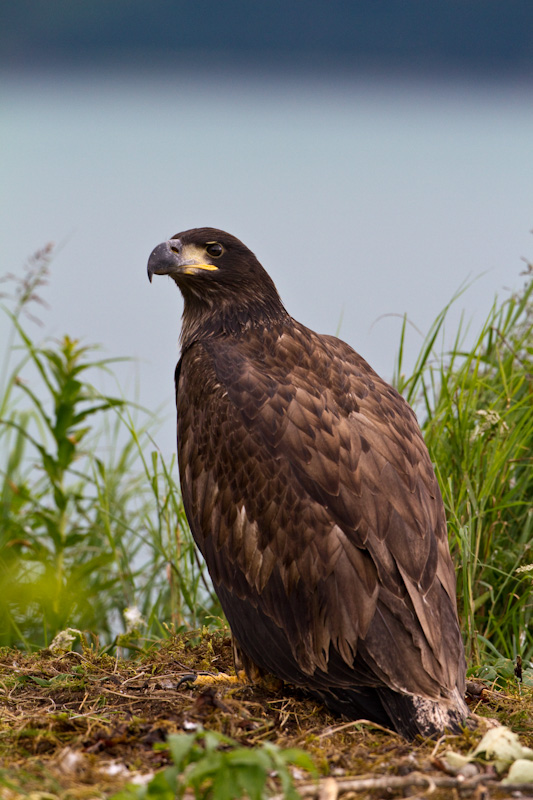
147,227 -> 288,344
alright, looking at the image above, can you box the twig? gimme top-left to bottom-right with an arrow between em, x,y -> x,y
273,771 -> 533,799
316,718 -> 399,739
317,777 -> 338,800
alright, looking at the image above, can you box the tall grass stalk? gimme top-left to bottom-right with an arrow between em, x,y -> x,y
395,270 -> 533,663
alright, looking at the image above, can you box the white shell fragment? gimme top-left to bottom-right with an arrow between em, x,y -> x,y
445,726 -> 533,775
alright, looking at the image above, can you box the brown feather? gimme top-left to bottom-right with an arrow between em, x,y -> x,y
148,227 -> 467,738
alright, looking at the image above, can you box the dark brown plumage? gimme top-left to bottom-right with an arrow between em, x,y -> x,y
147,227 -> 467,739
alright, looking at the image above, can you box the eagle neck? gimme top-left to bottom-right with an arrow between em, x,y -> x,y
179,293 -> 290,350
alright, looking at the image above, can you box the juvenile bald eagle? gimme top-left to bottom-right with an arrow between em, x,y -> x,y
147,228 -> 467,739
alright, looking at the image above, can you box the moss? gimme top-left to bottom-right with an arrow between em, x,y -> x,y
1,633 -> 532,798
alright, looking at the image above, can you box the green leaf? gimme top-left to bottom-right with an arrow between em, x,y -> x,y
146,766 -> 179,799
277,747 -> 317,775
53,484 -> 68,512
232,764 -> 267,800
210,763 -> 237,800
27,675 -> 52,687
166,733 -> 198,770
225,748 -> 271,772
186,750 -> 224,786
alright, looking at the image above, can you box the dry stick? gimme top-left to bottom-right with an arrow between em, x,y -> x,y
316,718 -> 402,739
273,772 -> 533,799
317,777 -> 338,800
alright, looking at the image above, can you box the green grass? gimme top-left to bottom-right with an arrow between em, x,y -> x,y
1,245 -> 532,670
0,247 -> 221,650
394,268 -> 533,665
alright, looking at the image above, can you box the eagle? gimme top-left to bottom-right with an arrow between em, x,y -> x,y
147,227 -> 467,739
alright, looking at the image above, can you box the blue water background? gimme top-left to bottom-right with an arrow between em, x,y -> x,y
1,68 -> 532,457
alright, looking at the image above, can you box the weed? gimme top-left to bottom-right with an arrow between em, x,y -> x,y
394,267 -> 533,663
0,247 -> 220,650
112,730 -> 316,800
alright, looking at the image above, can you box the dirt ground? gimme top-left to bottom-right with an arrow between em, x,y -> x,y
0,631 -> 532,799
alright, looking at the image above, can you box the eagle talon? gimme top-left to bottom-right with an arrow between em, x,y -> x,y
193,671 -> 246,687
176,673 -> 200,689
177,671 -> 247,690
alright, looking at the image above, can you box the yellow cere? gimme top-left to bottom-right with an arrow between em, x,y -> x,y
180,243 -> 220,273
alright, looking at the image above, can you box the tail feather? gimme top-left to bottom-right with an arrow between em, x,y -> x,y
312,686 -> 392,730
316,685 -> 467,739
377,686 -> 468,739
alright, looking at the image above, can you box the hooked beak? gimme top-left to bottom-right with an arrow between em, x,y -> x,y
147,239 -> 219,283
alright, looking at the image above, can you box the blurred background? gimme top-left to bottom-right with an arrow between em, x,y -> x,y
2,1 -> 533,457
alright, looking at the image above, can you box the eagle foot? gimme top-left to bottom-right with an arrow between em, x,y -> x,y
177,670 -> 247,689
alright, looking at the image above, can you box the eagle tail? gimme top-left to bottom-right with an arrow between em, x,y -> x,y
377,686 -> 468,739
318,686 -> 467,739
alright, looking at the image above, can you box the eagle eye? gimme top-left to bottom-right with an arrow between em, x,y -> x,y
206,242 -> 223,258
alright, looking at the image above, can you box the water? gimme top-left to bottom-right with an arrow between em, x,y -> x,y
2,68 -> 532,458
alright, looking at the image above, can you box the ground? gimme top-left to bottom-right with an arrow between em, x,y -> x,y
0,631 -> 532,799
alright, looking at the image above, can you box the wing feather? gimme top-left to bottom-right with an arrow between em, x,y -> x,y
176,320 -> 464,700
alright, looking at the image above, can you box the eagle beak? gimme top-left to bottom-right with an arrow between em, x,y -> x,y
147,241 -> 176,283
147,240 -> 218,283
